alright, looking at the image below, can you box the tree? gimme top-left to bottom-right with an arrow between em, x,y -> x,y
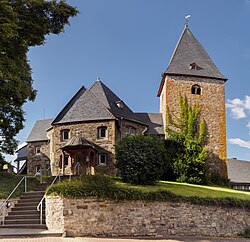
0,0 -> 78,156
166,95 -> 208,184
116,135 -> 167,185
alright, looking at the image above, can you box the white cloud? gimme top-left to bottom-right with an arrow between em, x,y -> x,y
226,96 -> 250,119
228,138 -> 250,149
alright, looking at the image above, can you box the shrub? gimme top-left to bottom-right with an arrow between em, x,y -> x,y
115,135 -> 167,185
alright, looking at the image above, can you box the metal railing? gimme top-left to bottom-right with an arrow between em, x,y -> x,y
0,171 -> 42,225
36,173 -> 61,225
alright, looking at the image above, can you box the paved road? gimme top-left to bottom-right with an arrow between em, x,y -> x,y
1,237 -> 250,242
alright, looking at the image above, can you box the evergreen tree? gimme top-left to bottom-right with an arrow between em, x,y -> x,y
0,0 -> 78,156
166,95 -> 208,184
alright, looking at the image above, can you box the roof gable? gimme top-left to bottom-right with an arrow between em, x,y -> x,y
52,86 -> 115,125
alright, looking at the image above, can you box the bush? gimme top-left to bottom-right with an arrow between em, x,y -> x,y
115,135 -> 167,185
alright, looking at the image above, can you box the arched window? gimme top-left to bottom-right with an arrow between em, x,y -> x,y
191,84 -> 201,95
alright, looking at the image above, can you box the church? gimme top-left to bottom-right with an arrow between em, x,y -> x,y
16,24 -> 228,178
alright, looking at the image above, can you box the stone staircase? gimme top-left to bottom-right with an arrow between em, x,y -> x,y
0,180 -> 63,237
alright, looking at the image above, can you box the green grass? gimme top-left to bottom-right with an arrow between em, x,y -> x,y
116,180 -> 250,201
0,172 -> 40,199
47,175 -> 250,209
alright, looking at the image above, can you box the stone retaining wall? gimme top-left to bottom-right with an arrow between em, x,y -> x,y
46,196 -> 250,238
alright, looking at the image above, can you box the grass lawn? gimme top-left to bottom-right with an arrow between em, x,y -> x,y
115,180 -> 250,201
0,172 -> 39,199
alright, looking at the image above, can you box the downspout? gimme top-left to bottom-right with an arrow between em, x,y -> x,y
142,126 -> 148,136
120,117 -> 124,140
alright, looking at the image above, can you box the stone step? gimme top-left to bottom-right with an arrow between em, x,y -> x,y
18,198 -> 43,203
0,224 -> 48,229
5,214 -> 45,220
11,206 -> 38,211
0,228 -> 62,238
15,201 -> 43,207
8,210 -> 44,216
4,219 -> 45,225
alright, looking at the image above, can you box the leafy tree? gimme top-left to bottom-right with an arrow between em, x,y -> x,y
166,95 -> 208,184
0,0 -> 78,156
116,135 -> 167,185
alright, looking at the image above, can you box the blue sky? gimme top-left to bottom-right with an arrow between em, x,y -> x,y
10,0 -> 250,161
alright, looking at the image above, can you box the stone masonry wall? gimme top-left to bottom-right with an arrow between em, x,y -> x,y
160,75 -> 227,177
51,120 -> 117,176
46,196 -> 250,238
27,141 -> 50,176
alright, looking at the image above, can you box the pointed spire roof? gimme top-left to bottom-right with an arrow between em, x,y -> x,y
52,85 -> 115,125
164,26 -> 227,80
158,26 -> 227,96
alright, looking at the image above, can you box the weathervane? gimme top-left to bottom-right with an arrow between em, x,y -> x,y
185,15 -> 191,28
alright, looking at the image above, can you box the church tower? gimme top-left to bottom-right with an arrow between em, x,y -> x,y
158,25 -> 228,177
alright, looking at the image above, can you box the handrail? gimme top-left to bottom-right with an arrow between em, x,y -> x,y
0,170 -> 42,225
37,173 -> 61,224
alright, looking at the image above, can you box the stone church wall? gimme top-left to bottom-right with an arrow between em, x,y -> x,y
46,196 -> 250,238
160,75 -> 227,177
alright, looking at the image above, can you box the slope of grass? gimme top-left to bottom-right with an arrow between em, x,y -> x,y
47,175 -> 250,209
0,172 -> 39,199
118,180 -> 250,201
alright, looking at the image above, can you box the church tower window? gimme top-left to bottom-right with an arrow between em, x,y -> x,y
191,84 -> 201,95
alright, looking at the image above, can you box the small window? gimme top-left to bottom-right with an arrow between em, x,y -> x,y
61,129 -> 70,141
191,84 -> 201,95
98,126 -> 107,139
99,154 -> 107,166
35,146 -> 41,155
126,126 -> 136,135
189,63 -> 202,70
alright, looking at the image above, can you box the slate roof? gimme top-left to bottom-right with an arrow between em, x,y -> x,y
165,26 -> 227,80
26,119 -> 53,142
158,26 -> 227,96
89,81 -> 143,123
227,158 -> 250,184
135,113 -> 164,135
52,85 -> 115,125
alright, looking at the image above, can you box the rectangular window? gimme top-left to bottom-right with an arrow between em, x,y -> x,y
62,130 -> 69,140
99,154 -> 107,166
98,127 -> 107,139
35,146 -> 41,155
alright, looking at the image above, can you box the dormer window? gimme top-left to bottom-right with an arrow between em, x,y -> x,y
189,63 -> 202,70
98,126 -> 107,139
191,84 -> 201,95
116,100 -> 124,109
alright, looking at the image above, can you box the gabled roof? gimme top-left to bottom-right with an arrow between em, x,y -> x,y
135,113 -> 164,135
52,85 -> 115,125
158,26 -> 227,96
88,80 -> 144,123
26,119 -> 53,142
227,158 -> 250,184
